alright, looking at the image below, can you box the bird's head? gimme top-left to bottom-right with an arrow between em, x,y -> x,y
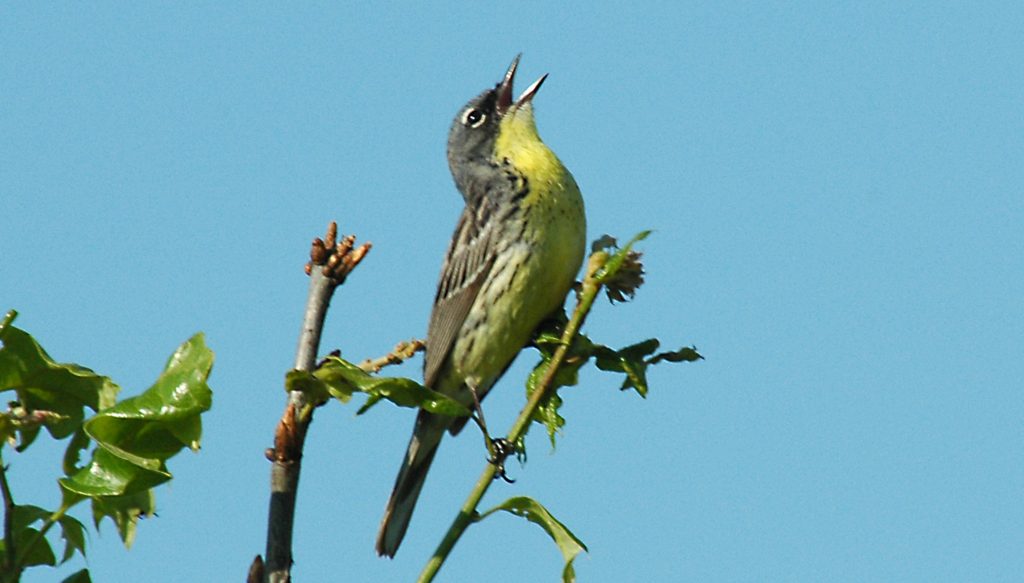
447,54 -> 547,171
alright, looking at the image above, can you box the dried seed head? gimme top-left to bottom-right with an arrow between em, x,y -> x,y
604,250 -> 645,303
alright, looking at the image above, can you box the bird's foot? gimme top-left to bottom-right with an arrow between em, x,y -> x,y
487,437 -> 517,483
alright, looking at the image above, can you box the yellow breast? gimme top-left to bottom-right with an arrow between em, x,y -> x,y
494,104 -> 564,194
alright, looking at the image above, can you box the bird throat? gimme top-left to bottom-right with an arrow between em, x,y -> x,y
494,105 -> 564,197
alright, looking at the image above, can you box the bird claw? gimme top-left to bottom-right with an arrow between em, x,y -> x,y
488,438 -> 517,483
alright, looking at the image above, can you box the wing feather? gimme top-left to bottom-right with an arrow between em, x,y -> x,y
423,197 -> 500,388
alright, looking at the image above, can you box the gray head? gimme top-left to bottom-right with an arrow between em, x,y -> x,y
446,55 -> 548,177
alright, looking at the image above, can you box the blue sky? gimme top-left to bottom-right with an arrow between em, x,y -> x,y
3,3 -> 1022,582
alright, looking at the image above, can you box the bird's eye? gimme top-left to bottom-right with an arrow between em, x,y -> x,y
462,108 -> 486,128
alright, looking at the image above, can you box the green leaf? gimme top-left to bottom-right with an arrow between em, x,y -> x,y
526,355 -> 582,398
525,326 -> 597,447
309,357 -> 471,418
51,335 -> 212,548
60,488 -> 86,516
5,506 -> 87,564
284,369 -> 334,403
61,569 -> 92,583
594,341 -> 703,397
526,361 -> 568,447
11,504 -> 52,529
62,427 -> 91,476
13,527 -> 57,567
479,496 -> 588,583
83,333 -> 213,469
649,345 -> 704,364
6,503 -> 60,566
58,514 -> 88,563
594,338 -> 661,397
354,376 -> 471,418
89,488 -> 155,548
60,447 -> 171,498
0,324 -> 120,447
304,358 -> 366,403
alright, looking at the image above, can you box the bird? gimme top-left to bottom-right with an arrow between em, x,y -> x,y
376,55 -> 587,558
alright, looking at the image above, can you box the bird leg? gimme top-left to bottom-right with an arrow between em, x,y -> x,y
466,381 -> 493,448
466,382 -> 516,483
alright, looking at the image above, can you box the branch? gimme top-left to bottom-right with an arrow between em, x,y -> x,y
417,251 -> 608,582
0,451 -> 16,579
358,339 -> 425,373
259,222 -> 370,583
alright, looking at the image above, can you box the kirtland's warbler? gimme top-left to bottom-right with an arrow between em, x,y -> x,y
376,55 -> 586,557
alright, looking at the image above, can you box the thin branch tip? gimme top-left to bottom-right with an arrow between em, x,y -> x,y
307,224 -> 372,286
308,228 -> 371,284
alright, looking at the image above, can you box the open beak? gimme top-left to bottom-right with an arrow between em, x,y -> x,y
496,54 -> 548,115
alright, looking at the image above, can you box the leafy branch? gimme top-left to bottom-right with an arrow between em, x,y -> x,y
414,231 -> 701,582
254,229 -> 700,582
0,310 -> 214,583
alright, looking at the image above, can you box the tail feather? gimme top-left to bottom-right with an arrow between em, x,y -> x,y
376,411 -> 446,557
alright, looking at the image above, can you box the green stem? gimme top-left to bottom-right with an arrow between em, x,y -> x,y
417,254 -> 606,583
0,310 -> 18,336
0,450 -> 17,582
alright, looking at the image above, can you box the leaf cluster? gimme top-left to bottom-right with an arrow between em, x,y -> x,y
285,356 -> 471,419
524,232 -> 704,448
526,329 -> 702,446
0,311 -> 214,582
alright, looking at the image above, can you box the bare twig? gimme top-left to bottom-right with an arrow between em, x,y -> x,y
257,222 -> 370,583
358,339 -> 426,373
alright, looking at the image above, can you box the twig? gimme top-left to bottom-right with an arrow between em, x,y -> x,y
259,222 -> 370,583
358,339 -> 426,373
417,252 -> 607,582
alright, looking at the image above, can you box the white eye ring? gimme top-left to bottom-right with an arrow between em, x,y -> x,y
462,108 -> 486,128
